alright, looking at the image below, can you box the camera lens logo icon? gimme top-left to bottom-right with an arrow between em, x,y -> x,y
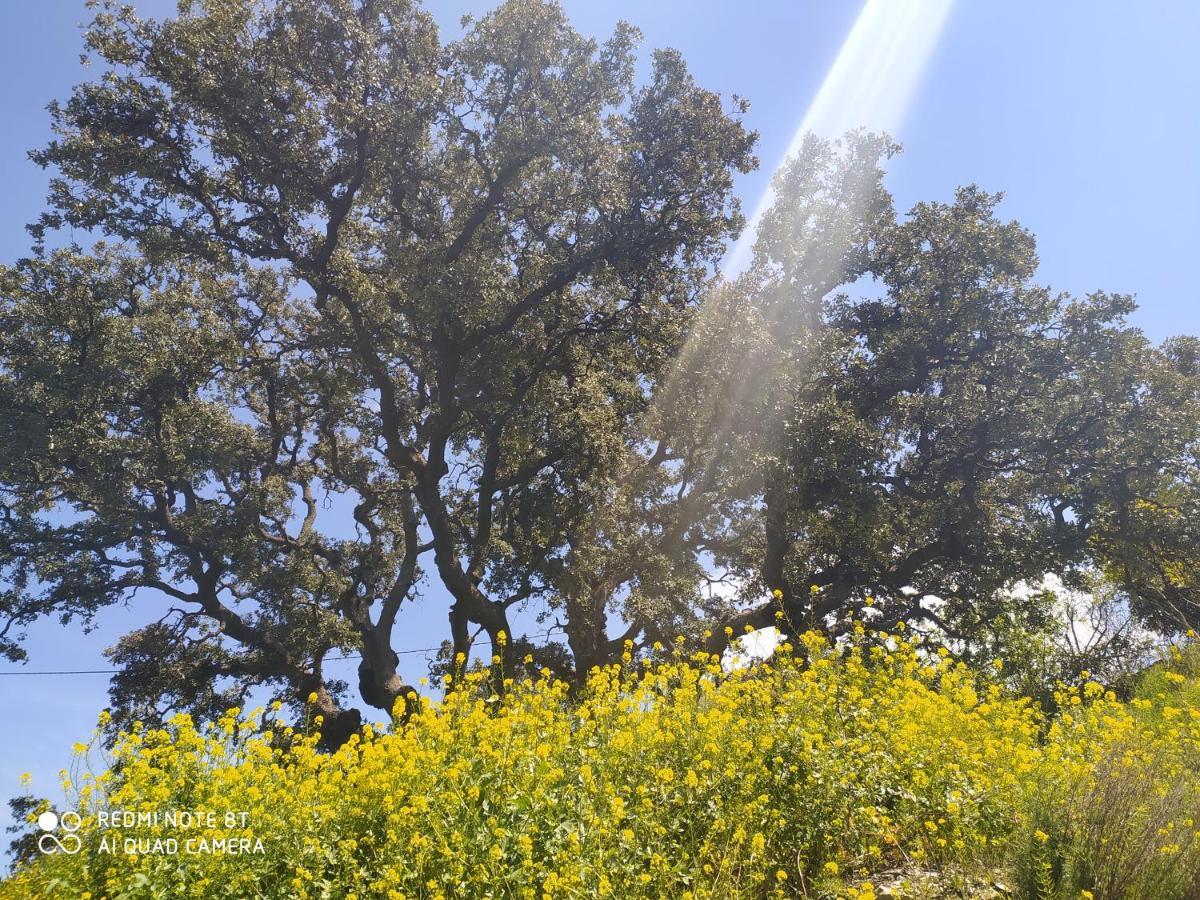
37,810 -> 82,855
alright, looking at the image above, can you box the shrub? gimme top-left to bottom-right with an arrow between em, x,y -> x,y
4,629 -> 1198,899
1011,641 -> 1200,899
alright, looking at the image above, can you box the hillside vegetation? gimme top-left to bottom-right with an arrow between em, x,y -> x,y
6,628 -> 1200,899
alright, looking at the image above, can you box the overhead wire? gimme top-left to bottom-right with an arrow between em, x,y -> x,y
0,628 -> 564,675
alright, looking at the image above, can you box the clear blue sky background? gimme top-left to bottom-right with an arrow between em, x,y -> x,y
2,0 -> 1198,837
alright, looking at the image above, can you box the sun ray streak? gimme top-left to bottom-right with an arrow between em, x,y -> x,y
723,0 -> 956,278
588,1 -> 958,640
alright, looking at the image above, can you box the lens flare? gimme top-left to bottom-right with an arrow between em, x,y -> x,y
590,0 -> 958,639
723,0 -> 956,278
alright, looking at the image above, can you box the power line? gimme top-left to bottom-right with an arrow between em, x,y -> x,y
0,629 -> 562,676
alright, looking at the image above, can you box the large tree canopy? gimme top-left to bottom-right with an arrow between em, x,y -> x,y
1,1 -> 1196,748
0,0 -> 755,744
551,132 -> 1199,665
722,177 -> 1200,652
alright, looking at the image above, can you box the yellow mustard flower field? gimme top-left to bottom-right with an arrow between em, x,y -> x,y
5,628 -> 1200,899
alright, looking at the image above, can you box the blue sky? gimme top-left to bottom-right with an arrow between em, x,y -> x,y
2,0 -> 1198,836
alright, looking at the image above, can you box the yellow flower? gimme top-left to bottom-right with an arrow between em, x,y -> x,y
17,624 -> 1200,900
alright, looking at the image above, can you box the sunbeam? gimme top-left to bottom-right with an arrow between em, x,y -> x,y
722,0 -> 956,278
609,0 -> 959,640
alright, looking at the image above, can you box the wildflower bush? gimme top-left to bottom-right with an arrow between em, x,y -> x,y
1013,643 -> 1200,899
4,630 -> 1199,899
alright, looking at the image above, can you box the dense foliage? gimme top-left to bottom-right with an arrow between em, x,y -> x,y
1,0 -> 1196,744
0,0 -> 757,740
6,629 -> 1200,899
3,3 -> 1198,897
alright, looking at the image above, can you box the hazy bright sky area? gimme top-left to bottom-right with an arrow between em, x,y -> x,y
1,0 -> 1198,832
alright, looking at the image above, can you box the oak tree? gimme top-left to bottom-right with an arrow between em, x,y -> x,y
0,0 -> 754,743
